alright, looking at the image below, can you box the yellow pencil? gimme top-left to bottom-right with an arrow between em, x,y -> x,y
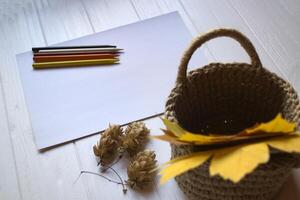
32,58 -> 119,69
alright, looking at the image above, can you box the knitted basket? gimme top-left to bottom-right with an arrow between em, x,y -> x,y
165,28 -> 300,200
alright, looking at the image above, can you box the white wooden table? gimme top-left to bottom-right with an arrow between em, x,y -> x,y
1,0 -> 300,199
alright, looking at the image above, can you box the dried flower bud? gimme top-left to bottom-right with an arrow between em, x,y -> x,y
93,124 -> 123,166
126,149 -> 157,189
119,122 -> 150,156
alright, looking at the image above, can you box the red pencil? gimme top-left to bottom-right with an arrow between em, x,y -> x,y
33,53 -> 118,62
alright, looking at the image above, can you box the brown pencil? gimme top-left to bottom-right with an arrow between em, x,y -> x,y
33,53 -> 118,62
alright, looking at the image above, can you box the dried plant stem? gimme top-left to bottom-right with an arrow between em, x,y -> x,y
106,166 -> 127,194
75,170 -> 129,194
75,170 -> 122,185
101,154 -> 123,172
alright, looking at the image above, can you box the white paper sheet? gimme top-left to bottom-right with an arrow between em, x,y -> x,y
16,12 -> 207,150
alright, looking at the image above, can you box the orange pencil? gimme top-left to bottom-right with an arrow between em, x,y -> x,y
33,53 -> 118,62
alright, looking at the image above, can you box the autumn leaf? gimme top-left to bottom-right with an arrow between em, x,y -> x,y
156,114 -> 296,146
161,118 -> 186,137
267,135 -> 300,153
245,114 -> 296,135
178,133 -> 234,143
209,143 -> 269,183
159,143 -> 270,184
159,151 -> 213,184
150,134 -> 187,145
154,114 -> 300,184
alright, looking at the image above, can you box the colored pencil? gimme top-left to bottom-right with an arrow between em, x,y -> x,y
32,58 -> 119,69
38,48 -> 123,53
32,45 -> 116,52
33,54 -> 118,62
33,50 -> 123,56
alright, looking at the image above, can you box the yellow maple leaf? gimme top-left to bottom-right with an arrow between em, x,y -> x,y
179,132 -> 234,142
154,114 -> 300,184
161,118 -> 186,137
159,135 -> 300,184
245,114 -> 296,134
267,135 -> 300,153
209,143 -> 269,183
154,114 -> 296,146
159,151 -> 213,184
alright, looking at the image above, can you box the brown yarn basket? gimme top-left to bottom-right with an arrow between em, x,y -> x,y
165,28 -> 300,200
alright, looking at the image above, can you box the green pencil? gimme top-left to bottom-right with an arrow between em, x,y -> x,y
32,58 -> 119,69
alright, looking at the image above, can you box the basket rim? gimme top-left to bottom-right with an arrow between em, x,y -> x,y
186,62 -> 266,76
165,62 -> 300,134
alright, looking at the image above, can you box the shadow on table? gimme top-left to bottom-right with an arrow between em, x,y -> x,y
276,170 -> 300,200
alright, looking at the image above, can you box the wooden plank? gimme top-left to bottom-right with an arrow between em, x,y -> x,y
229,0 -> 300,85
179,0 -> 247,65
203,0 -> 283,75
0,51 -> 89,200
0,1 -> 88,199
0,3 -> 31,199
132,0 -> 197,33
278,0 -> 300,25
81,0 -> 138,32
180,0 -> 281,76
152,0 -> 198,35
0,1 -> 44,53
0,78 -> 21,200
34,0 -> 93,45
257,0 -> 300,90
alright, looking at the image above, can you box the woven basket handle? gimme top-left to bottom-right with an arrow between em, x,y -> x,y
177,28 -> 262,84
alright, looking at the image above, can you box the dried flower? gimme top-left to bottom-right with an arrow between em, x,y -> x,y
119,122 -> 150,156
93,124 -> 123,166
126,149 -> 157,189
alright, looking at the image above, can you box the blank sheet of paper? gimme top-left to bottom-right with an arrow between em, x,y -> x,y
16,12 -> 206,150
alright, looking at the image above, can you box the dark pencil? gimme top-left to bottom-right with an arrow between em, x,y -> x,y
38,48 -> 123,53
33,53 -> 118,62
32,45 -> 117,52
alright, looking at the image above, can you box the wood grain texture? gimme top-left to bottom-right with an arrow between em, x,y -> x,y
1,0 -> 300,199
81,0 -> 138,32
203,0 -> 284,75
0,38 -> 88,200
230,0 -> 300,81
0,0 -> 88,199
0,78 -> 21,200
34,0 -> 93,45
278,0 -> 300,25
180,0 -> 282,76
